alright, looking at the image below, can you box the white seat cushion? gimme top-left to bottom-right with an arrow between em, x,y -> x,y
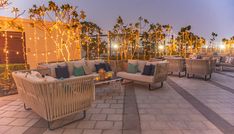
117,72 -> 154,83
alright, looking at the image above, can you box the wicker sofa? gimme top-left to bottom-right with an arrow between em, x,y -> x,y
117,60 -> 168,90
12,69 -> 95,130
165,57 -> 186,77
216,56 -> 234,71
186,59 -> 214,80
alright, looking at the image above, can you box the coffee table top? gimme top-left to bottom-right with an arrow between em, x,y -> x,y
95,77 -> 123,86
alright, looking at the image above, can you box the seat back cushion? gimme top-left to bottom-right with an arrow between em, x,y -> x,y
128,60 -> 138,65
138,60 -> 147,72
83,64 -> 92,75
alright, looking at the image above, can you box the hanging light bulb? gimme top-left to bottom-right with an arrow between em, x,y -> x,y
16,51 -> 19,55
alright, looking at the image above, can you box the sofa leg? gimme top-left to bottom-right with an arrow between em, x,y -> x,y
187,74 -> 190,78
149,82 -> 163,91
179,72 -> 181,78
24,103 -> 32,111
205,74 -> 212,81
48,110 -> 86,130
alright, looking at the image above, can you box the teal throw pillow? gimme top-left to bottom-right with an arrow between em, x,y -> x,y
127,63 -> 138,74
73,66 -> 85,76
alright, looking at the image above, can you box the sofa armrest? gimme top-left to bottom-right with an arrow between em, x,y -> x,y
154,62 -> 169,83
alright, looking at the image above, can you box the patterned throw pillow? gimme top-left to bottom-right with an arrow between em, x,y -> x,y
127,63 -> 138,74
83,65 -> 92,75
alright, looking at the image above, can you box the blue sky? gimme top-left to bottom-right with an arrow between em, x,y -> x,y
1,0 -> 234,41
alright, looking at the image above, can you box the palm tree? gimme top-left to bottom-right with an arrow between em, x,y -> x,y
210,32 -> 218,52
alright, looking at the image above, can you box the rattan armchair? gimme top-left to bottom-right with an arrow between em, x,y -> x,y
186,59 -> 213,80
12,70 -> 95,130
166,58 -> 186,77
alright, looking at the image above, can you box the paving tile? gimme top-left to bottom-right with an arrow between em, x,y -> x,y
111,104 -> 123,109
113,121 -> 122,129
95,121 -> 114,129
102,130 -> 122,134
107,114 -> 122,121
90,114 -> 107,121
97,104 -> 110,108
87,108 -> 102,114
83,129 -> 102,134
43,128 -> 64,134
77,121 -> 96,129
140,115 -> 156,121
62,128 -> 83,134
4,126 -> 29,134
63,122 -> 78,129
162,130 -> 183,134
0,117 -> 16,125
1,111 -> 18,117
141,130 -> 162,134
24,118 -> 40,127
123,130 -> 140,134
9,118 -> 31,126
167,121 -> 188,129
150,121 -> 170,130
101,108 -> 116,114
187,121 -> 208,129
23,127 -> 47,134
12,111 -> 31,118
0,125 -> 12,133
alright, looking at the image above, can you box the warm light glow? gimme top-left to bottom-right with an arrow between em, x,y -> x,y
219,44 -> 225,50
159,45 -> 164,50
113,43 -> 119,49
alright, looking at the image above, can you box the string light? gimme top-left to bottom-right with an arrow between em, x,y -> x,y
4,31 -> 9,79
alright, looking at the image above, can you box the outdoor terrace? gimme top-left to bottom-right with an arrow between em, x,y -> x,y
0,70 -> 233,134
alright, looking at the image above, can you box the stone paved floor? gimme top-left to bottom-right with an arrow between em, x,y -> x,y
0,71 -> 234,134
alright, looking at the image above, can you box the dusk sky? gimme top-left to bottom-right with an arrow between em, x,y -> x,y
1,0 -> 234,42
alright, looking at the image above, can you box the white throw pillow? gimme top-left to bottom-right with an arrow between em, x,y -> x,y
137,60 -> 147,73
225,57 -> 230,63
128,60 -> 138,65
